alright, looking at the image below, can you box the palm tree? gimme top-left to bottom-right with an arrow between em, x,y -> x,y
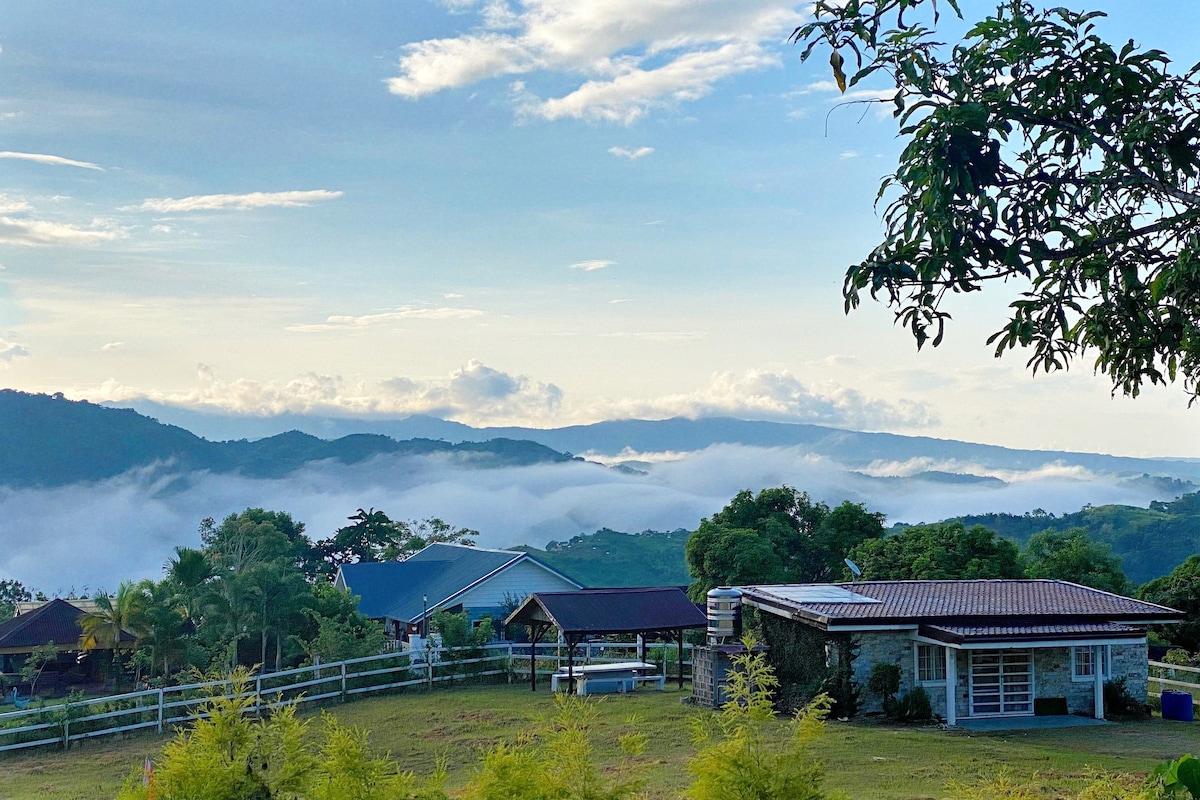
79,580 -> 149,690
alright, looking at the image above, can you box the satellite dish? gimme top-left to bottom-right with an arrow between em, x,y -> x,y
844,558 -> 862,578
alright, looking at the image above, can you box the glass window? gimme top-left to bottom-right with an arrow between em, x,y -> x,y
1072,646 -> 1110,681
916,643 -> 947,683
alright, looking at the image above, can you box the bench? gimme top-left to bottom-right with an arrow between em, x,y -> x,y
633,673 -> 666,690
578,677 -> 631,696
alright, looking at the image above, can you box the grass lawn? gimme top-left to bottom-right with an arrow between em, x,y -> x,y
2,682 -> 1199,799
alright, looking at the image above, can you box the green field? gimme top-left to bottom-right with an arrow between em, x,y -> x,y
3,683 -> 1199,800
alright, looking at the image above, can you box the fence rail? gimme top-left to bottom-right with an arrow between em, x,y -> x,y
1148,659 -> 1200,703
0,640 -> 693,754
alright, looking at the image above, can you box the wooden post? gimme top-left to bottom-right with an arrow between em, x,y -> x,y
638,633 -> 646,665
566,636 -> 576,695
529,623 -> 547,691
677,630 -> 685,689
340,661 -> 348,702
157,688 -> 165,734
944,648 -> 957,727
1093,645 -> 1105,720
255,676 -> 263,716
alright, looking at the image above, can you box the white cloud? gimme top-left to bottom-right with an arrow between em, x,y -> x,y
99,341 -> 124,351
0,196 -> 33,214
135,190 -> 343,213
88,360 -> 563,426
389,1 -> 807,122
608,146 -> 654,160
0,215 -> 124,247
569,259 -> 614,271
0,339 -> 30,363
839,150 -> 859,159
602,370 -> 937,431
287,305 -> 486,332
444,292 -> 464,299
0,151 -> 103,170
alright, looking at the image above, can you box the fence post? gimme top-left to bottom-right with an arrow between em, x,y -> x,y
255,676 -> 263,716
62,700 -> 70,751
157,688 -> 165,734
426,646 -> 434,688
340,661 -> 347,702
508,642 -> 514,684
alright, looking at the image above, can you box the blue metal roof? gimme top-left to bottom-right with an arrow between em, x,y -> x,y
339,543 -> 557,623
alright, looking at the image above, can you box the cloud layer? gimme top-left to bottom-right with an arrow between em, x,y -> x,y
136,190 -> 343,213
83,364 -> 933,432
0,152 -> 104,170
0,443 -> 1176,592
389,1 -> 806,122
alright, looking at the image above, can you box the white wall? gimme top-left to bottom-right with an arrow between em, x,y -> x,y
456,558 -> 578,610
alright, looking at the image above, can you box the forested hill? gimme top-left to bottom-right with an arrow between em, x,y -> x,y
0,390 -> 577,487
939,492 -> 1200,586
517,528 -> 691,588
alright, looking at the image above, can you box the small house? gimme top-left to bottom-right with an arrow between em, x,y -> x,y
334,543 -> 582,642
735,580 -> 1182,724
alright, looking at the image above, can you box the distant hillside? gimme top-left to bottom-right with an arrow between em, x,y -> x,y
0,390 -> 577,487
122,401 -> 1200,486
930,492 -> 1200,586
517,528 -> 690,588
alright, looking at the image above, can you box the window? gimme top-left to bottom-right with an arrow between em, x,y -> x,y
1072,645 -> 1111,681
916,643 -> 946,683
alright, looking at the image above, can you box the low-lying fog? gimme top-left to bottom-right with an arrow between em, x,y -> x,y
0,444 -> 1179,593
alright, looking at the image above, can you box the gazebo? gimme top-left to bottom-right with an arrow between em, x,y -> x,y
504,587 -> 708,692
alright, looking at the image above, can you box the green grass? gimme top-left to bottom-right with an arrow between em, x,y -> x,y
2,682 -> 1199,800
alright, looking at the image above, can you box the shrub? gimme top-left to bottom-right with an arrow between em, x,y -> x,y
894,686 -> 933,722
866,662 -> 901,716
687,634 -> 832,800
1104,677 -> 1149,719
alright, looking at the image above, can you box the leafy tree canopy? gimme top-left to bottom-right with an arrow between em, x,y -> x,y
0,578 -> 31,621
794,0 -> 1200,399
848,521 -> 1023,580
686,487 -> 885,599
1021,527 -> 1130,594
1139,554 -> 1200,651
317,509 -> 477,575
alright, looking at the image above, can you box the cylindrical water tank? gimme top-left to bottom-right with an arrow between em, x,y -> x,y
706,587 -> 743,643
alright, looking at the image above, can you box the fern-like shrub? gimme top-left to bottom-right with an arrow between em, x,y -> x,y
116,668 -> 446,800
687,635 -> 832,800
460,692 -> 646,800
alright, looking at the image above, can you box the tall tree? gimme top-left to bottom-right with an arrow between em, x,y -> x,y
793,1 -> 1200,399
686,487 -> 886,599
0,579 -> 31,621
849,521 -> 1023,580
1021,527 -> 1130,594
80,579 -> 150,689
316,509 -> 477,574
1139,554 -> 1200,651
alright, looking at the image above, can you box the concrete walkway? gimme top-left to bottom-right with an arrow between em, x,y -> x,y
956,715 -> 1110,732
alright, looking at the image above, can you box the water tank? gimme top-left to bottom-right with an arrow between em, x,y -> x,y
706,587 -> 743,643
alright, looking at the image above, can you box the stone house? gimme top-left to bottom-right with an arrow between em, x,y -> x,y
738,580 -> 1182,724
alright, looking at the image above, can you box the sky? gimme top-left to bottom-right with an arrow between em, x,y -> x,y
0,0 -> 1198,458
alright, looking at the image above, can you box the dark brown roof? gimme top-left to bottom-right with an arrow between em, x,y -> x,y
0,598 -> 135,651
739,580 -> 1182,630
505,587 -> 707,637
921,622 -> 1145,645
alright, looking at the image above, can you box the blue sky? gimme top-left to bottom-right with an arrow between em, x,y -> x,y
0,0 -> 1196,457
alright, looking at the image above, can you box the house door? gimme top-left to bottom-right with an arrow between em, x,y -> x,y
969,650 -> 1033,716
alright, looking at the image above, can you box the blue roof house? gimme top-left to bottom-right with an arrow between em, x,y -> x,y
334,543 -> 582,641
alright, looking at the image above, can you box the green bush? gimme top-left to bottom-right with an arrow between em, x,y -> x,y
894,686 -> 933,722
866,662 -> 901,716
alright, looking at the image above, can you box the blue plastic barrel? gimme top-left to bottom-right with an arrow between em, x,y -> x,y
1162,690 -> 1195,722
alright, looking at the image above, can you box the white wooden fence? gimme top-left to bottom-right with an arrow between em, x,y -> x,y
0,640 -> 693,754
1148,659 -> 1200,704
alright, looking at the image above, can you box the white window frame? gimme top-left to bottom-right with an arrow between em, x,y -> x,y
1071,645 -> 1111,682
914,643 -> 947,684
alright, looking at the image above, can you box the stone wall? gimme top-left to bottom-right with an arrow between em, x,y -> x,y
1112,641 -> 1149,701
854,631 -> 921,714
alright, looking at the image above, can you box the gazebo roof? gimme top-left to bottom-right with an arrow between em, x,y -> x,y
0,598 -> 135,653
505,587 -> 707,637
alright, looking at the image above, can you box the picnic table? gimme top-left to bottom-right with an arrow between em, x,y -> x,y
551,661 -> 665,696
